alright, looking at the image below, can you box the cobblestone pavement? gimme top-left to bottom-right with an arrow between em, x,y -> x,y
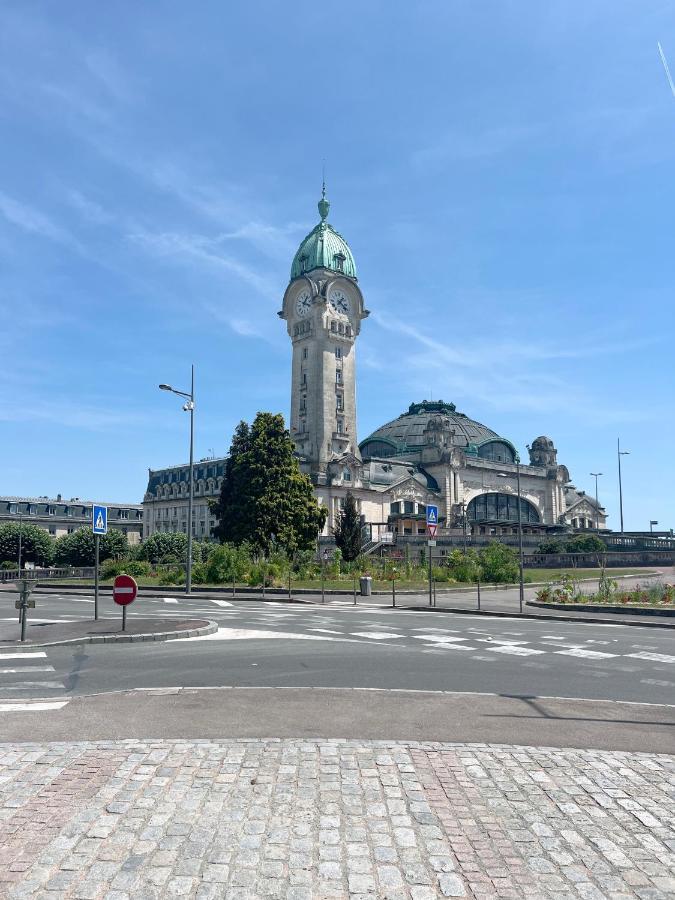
0,740 -> 673,899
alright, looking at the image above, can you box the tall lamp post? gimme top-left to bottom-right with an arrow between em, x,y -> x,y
617,439 -> 630,533
498,456 -> 524,615
159,365 -> 195,596
590,472 -> 603,531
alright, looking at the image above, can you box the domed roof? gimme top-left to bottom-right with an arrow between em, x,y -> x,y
360,400 -> 510,460
290,189 -> 357,281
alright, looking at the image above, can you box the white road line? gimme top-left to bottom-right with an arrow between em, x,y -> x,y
0,666 -> 55,674
0,700 -> 69,712
0,652 -> 48,659
412,635 -> 467,643
350,632 -> 404,640
163,598 -> 178,604
2,681 -> 64,689
555,648 -> 618,659
208,599 -> 234,607
487,645 -> 546,656
627,652 -> 675,664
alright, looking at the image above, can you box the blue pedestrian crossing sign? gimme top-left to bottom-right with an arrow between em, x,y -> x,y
92,505 -> 108,535
426,505 -> 438,526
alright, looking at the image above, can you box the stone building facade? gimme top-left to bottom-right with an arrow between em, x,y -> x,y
141,459 -> 226,540
280,192 -> 608,543
0,496 -> 143,544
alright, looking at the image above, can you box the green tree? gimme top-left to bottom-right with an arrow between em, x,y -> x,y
53,527 -> 128,566
538,538 -> 565,554
136,531 -> 189,565
333,492 -> 362,562
213,412 -> 327,556
0,523 -> 54,567
566,534 -> 605,554
478,541 -> 519,583
447,548 -> 481,582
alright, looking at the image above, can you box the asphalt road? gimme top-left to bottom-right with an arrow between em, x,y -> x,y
1,592 -> 673,751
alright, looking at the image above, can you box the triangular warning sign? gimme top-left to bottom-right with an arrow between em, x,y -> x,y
96,512 -> 104,530
427,508 -> 437,523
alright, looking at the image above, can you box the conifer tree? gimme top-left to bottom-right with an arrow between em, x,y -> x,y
333,492 -> 362,562
212,413 -> 326,555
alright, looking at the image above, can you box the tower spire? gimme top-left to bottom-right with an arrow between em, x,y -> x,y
318,164 -> 329,221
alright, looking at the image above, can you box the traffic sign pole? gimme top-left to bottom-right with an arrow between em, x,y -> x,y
94,534 -> 100,621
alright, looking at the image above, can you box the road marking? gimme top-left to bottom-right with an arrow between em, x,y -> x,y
350,632 -> 404,640
68,598 -> 94,603
309,628 -> 343,634
0,652 -> 48,659
627,652 -> 675,664
413,635 -> 467,643
487,645 -> 546,656
555,648 -> 618,659
0,666 -> 55,674
0,700 -> 69,712
209,599 -> 234,607
3,681 -> 64,689
163,598 -> 178,604
179,627 -> 361,643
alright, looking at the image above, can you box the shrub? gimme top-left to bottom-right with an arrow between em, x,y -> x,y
158,566 -> 184,586
100,558 -> 126,579
205,543 -> 251,584
478,542 -> 519,584
1,560 -> 17,570
191,563 -> 207,585
137,532 -> 189,565
447,549 -> 481,583
123,560 -> 151,578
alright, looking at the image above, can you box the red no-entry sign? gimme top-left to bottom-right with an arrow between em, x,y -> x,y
113,574 -> 138,606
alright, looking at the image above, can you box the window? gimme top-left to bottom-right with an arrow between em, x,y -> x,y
390,502 -> 401,515
335,347 -> 342,359
336,394 -> 343,410
303,347 -> 308,360
8,503 -> 16,514
333,252 -> 345,271
299,254 -> 308,272
301,372 -> 307,384
336,370 -> 342,384
338,322 -> 345,335
346,325 -> 352,337
331,321 -> 337,332
466,492 -> 540,524
343,469 -> 351,481
48,526 -> 56,535
403,500 -> 414,514
119,510 -> 129,520
336,419 -> 344,433
47,506 -> 55,516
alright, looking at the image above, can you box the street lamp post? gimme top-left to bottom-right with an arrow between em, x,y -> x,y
498,458 -> 525,615
159,365 -> 195,596
17,510 -> 23,571
617,439 -> 630,533
590,472 -> 603,531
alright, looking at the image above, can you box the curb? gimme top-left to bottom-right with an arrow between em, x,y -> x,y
527,600 -> 675,618
400,604 -> 675,628
0,619 -> 218,650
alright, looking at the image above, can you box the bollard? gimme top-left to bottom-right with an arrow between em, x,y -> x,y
321,563 -> 325,604
353,573 -> 357,605
477,578 -> 481,611
232,574 -> 236,598
288,570 -> 292,601
392,578 -> 396,607
433,579 -> 437,607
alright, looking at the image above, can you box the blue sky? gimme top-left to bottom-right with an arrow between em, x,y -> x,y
1,1 -> 674,532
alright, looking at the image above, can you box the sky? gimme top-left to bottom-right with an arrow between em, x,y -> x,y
1,1 -> 674,532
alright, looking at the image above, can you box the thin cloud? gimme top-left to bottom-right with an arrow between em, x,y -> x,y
412,123 -> 540,171
0,191 -> 81,249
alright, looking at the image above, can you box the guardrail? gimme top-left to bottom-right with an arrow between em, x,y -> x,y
0,567 -> 96,583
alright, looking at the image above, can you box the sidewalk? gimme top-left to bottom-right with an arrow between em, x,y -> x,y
0,738 -> 673,899
0,618 -> 216,648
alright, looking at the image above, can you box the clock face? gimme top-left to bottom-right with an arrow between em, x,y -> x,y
295,290 -> 312,318
329,288 -> 351,315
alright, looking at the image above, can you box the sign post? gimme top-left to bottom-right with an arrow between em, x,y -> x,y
426,505 -> 438,607
113,574 -> 137,631
15,579 -> 37,642
92,505 -> 108,621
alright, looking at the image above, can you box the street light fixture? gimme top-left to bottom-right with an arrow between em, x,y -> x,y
159,365 -> 195,596
617,439 -> 630,533
589,473 -> 603,531
497,457 -> 524,615
650,520 -> 658,534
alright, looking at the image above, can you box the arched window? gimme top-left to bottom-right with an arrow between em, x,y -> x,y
477,441 -> 515,463
467,492 -> 540,524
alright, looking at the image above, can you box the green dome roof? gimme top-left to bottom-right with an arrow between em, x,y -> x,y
290,190 -> 357,281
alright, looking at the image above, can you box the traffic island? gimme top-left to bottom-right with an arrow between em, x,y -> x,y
0,617 -> 217,648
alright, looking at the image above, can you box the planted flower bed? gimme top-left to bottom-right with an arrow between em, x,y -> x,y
535,572 -> 674,608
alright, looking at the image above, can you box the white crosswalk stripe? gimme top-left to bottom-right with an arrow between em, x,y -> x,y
0,650 -> 70,713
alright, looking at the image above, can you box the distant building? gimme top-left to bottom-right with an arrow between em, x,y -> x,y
0,496 -> 143,544
142,459 -> 226,540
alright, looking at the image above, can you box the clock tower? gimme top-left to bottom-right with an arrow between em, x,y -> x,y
280,188 -> 368,481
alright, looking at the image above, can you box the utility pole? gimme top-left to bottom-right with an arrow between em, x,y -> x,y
590,473 -> 603,531
617,439 -> 630,533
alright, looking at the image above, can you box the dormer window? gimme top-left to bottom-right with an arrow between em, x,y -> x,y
333,252 -> 346,272
299,254 -> 309,273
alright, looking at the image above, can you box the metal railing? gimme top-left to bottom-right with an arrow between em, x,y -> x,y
0,566 -> 96,583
